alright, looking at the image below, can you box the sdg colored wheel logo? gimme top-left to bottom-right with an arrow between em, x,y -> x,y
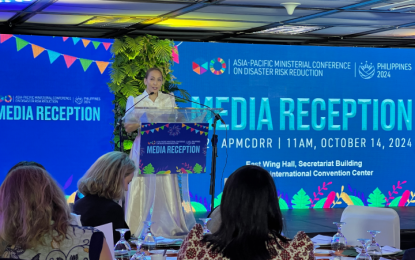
210,57 -> 226,75
0,95 -> 12,103
193,57 -> 226,75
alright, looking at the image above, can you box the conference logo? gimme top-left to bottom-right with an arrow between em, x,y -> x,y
193,57 -> 226,75
148,141 -> 156,145
75,97 -> 83,105
0,95 -> 12,103
358,61 -> 375,79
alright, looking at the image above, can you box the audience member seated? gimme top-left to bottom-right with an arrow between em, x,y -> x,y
7,161 -> 46,173
403,248 -> 415,260
0,165 -> 112,260
178,165 -> 314,260
74,151 -> 135,243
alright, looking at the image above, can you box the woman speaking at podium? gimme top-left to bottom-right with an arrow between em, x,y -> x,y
124,68 -> 195,239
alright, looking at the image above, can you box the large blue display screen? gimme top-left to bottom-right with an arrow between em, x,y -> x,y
1,35 -> 414,211
173,42 -> 415,210
0,35 -> 114,194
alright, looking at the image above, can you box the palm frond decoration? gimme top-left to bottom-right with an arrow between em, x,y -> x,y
108,35 -> 188,153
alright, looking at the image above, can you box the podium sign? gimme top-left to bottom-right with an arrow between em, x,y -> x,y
139,122 -> 209,174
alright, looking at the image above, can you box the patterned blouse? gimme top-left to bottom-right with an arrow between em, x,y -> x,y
178,224 -> 314,260
2,225 -> 103,260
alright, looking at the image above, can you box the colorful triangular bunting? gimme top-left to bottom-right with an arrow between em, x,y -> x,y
103,42 -> 111,50
191,128 -> 194,132
15,37 -> 29,51
156,128 -> 159,132
160,126 -> 165,130
72,37 -> 80,45
166,124 -> 169,128
95,61 -> 109,74
205,132 -> 208,136
195,130 -> 199,134
0,34 -> 13,43
92,41 -> 101,49
82,39 -> 91,48
200,131 -> 204,135
31,44 -> 45,58
63,55 -> 77,68
150,129 -> 154,133
145,130 -> 149,134
79,58 -> 93,72
141,131 -> 144,135
63,37 -> 69,42
186,126 -> 190,130
182,123 -> 185,127
172,45 -> 179,64
47,50 -> 60,64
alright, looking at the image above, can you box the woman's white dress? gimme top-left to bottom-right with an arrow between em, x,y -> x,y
124,91 -> 196,239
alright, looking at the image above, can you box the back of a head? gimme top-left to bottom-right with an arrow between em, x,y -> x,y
204,165 -> 285,260
78,151 -> 135,200
7,161 -> 45,174
0,166 -> 70,249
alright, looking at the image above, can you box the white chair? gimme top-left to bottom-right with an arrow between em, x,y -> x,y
340,205 -> 400,248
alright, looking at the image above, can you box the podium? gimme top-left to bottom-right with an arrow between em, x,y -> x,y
123,107 -> 223,239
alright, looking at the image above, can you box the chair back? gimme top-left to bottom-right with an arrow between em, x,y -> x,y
340,205 -> 400,247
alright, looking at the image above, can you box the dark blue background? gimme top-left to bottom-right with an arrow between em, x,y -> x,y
0,35 -> 114,194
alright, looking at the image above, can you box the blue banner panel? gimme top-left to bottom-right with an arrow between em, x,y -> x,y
139,123 -> 208,174
0,35 -> 114,195
171,42 -> 415,211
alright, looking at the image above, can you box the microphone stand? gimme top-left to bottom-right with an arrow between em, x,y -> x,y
210,114 -> 222,212
161,91 -> 223,212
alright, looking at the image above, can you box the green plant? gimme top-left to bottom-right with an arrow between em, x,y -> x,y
108,35 -> 189,152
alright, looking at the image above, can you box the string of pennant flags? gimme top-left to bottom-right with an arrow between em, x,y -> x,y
61,36 -> 112,51
182,123 -> 209,136
0,34 -> 111,74
140,123 -> 209,136
141,123 -> 170,135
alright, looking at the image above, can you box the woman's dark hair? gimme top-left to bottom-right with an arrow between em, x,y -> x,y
202,165 -> 287,260
145,68 -> 163,80
7,161 -> 45,174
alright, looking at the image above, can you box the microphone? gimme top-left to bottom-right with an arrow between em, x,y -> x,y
114,91 -> 155,133
161,91 -> 225,125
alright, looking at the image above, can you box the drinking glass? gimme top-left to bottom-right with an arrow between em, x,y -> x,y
331,222 -> 347,251
199,218 -> 211,235
130,240 -> 145,260
367,230 -> 382,260
143,221 -> 156,250
356,239 -> 372,260
114,229 -> 131,256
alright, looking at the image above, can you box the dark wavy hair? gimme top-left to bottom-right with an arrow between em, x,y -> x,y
202,165 -> 288,260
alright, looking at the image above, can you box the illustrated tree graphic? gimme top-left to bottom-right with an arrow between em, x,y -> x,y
291,188 -> 311,209
367,188 -> 386,207
193,163 -> 203,173
143,163 -> 155,174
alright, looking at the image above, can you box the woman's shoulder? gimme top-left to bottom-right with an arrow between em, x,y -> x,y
178,224 -> 221,260
69,224 -> 103,235
74,195 -> 122,213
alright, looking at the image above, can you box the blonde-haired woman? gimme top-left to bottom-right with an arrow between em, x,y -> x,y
0,166 -> 112,260
74,151 -> 135,243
